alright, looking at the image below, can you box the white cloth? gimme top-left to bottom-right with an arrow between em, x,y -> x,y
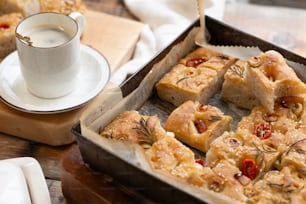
110,0 -> 225,85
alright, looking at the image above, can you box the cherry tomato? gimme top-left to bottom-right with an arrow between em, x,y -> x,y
195,159 -> 204,166
242,158 -> 257,180
186,57 -> 207,68
253,123 -> 272,139
198,103 -> 207,112
194,119 -> 207,133
0,24 -> 9,29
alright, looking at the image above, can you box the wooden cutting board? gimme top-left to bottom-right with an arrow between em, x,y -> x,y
82,10 -> 144,72
0,10 -> 143,146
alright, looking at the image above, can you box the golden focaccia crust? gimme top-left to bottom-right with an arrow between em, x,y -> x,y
245,50 -> 306,113
221,60 -> 260,109
178,47 -> 236,70
280,130 -> 306,174
156,64 -> 218,106
281,141 -> 306,175
145,133 -> 199,179
0,12 -> 23,59
244,167 -> 305,204
156,47 -> 236,107
99,110 -> 143,142
40,0 -> 86,15
205,130 -> 281,178
237,95 -> 306,151
99,110 -> 168,143
164,100 -> 232,152
189,160 -> 249,203
0,0 -> 40,16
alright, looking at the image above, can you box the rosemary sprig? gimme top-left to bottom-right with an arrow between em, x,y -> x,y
176,76 -> 190,84
208,115 -> 222,122
286,138 -> 306,156
133,117 -> 156,147
267,182 -> 303,194
250,143 -> 278,183
253,142 -> 278,154
267,182 -> 284,191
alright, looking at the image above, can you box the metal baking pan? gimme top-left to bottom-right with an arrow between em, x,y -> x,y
72,15 -> 306,203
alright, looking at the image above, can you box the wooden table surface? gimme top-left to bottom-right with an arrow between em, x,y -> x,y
0,1 -> 305,204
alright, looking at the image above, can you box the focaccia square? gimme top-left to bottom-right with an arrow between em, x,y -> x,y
188,160 -> 248,203
156,47 -> 236,107
100,110 -> 169,144
40,0 -> 86,15
164,100 -> 232,152
156,64 -> 218,106
221,60 -> 260,109
178,47 -> 236,73
245,50 -> 306,113
237,95 -> 306,151
205,130 -> 280,180
0,0 -> 39,16
145,132 -> 200,179
244,167 -> 306,204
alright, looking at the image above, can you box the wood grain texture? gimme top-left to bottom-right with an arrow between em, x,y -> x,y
47,180 -> 67,204
81,9 -> 143,72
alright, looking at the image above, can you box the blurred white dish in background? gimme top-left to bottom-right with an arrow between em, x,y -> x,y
1,157 -> 51,204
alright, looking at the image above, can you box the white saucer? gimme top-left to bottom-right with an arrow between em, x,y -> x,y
0,44 -> 110,114
1,157 -> 51,204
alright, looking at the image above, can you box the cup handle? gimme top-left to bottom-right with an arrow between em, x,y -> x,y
69,11 -> 86,38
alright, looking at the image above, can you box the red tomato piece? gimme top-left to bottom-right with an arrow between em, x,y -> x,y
242,158 -> 257,180
253,122 -> 272,139
0,24 -> 9,29
195,159 -> 204,166
194,119 -> 207,133
186,57 -> 207,68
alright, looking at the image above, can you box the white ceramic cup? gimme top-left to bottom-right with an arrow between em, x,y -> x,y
15,12 -> 85,99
